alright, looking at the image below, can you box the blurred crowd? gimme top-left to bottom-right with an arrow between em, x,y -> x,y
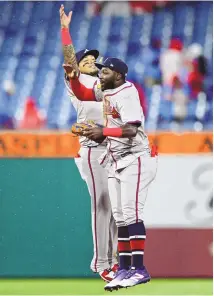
0,1 -> 212,130
87,1 -> 172,16
3,39 -> 208,130
140,38 -> 208,122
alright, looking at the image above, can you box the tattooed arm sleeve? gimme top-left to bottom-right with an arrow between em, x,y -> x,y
61,28 -> 79,74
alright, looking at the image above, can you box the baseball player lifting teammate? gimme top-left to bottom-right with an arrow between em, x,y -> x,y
60,5 -> 118,282
61,6 -> 158,291
67,58 -> 158,291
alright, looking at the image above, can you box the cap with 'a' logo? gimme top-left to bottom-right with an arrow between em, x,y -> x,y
95,57 -> 128,76
76,49 -> 99,64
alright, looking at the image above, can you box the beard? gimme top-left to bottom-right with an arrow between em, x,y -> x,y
88,68 -> 99,76
101,80 -> 115,91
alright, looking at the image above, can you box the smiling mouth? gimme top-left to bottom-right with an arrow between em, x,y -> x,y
84,64 -> 96,69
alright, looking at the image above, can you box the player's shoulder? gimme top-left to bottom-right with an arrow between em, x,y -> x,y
79,73 -> 98,85
116,82 -> 140,109
118,81 -> 138,99
120,81 -> 137,93
109,81 -> 134,97
126,80 -> 138,94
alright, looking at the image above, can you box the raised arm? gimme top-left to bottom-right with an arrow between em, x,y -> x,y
63,66 -> 102,102
59,5 -> 79,74
69,76 -> 96,101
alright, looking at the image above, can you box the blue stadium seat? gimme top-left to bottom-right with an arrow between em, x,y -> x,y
191,1 -> 211,46
127,42 -> 142,57
0,56 -> 11,69
109,16 -> 127,38
203,101 -> 213,123
1,37 -> 19,55
187,101 -> 197,120
129,16 -> 144,42
72,1 -> 87,13
151,10 -> 165,39
171,2 -> 188,40
18,56 -> 39,69
182,120 -> 195,131
159,100 -> 173,122
157,121 -> 171,130
86,16 -> 102,48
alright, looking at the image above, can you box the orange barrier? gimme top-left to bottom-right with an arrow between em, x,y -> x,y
0,131 -> 212,157
149,132 -> 213,154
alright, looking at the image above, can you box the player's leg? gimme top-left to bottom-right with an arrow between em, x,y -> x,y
108,214 -> 118,269
75,155 -> 114,279
118,154 -> 158,288
74,157 -> 86,181
104,174 -> 130,291
80,147 -> 113,276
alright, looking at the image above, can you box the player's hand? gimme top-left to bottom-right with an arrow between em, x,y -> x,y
83,127 -> 106,143
63,64 -> 78,79
59,4 -> 72,28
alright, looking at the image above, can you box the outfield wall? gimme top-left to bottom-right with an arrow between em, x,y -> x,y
0,159 -> 93,277
0,155 -> 212,278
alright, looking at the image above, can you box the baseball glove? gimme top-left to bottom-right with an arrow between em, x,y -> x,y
71,120 -> 98,136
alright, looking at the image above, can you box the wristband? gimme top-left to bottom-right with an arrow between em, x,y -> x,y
61,28 -> 72,45
103,128 -> 123,137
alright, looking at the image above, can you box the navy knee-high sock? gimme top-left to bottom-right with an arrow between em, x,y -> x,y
118,226 -> 131,270
128,222 -> 146,269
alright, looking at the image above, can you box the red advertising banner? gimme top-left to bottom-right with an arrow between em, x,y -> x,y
145,229 -> 212,277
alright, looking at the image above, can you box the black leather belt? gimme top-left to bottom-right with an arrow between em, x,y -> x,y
121,152 -> 132,158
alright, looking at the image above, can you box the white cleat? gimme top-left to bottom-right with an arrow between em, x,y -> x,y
104,269 -> 128,291
118,267 -> 151,288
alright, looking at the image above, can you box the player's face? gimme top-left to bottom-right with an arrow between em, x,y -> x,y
99,67 -> 116,91
79,55 -> 98,76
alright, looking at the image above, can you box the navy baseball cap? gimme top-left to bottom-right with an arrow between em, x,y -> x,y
76,49 -> 99,64
95,57 -> 128,76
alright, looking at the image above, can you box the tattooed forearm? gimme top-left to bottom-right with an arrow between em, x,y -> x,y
63,44 -> 79,73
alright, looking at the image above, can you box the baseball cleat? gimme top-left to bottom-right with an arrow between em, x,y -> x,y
118,266 -> 151,288
111,263 -> 119,273
99,268 -> 115,282
104,269 -> 128,291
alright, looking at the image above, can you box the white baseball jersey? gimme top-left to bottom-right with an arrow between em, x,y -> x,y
65,74 -> 117,272
98,81 -> 150,171
65,73 -> 104,147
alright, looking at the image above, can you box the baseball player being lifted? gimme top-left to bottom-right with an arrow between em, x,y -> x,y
60,5 -> 118,282
64,57 -> 158,291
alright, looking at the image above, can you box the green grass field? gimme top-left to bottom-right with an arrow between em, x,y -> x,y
0,279 -> 212,295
